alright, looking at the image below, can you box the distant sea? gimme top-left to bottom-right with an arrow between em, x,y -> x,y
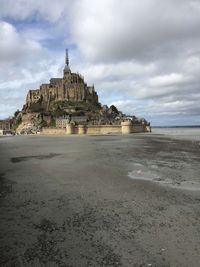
151,126 -> 200,141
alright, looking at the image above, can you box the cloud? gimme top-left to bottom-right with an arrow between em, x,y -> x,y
72,0 -> 200,63
0,0 -> 200,125
68,0 -> 200,125
0,20 -> 65,118
0,21 -> 41,63
149,74 -> 184,88
0,0 -> 71,23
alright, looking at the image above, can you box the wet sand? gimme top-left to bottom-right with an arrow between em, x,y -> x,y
0,134 -> 200,266
152,127 -> 200,141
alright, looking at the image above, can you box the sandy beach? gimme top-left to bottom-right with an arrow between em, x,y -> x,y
0,133 -> 200,266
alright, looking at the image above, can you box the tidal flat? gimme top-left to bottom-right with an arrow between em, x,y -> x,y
0,133 -> 200,266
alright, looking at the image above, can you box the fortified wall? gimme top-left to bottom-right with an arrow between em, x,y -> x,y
42,121 -> 150,135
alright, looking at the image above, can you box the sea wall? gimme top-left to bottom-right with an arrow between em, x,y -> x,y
121,121 -> 148,134
86,125 -> 121,135
42,128 -> 66,135
42,122 -> 150,135
131,125 -> 147,133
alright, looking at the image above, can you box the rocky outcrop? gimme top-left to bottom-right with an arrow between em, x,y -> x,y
15,113 -> 43,134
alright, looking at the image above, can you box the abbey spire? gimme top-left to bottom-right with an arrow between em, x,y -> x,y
64,48 -> 70,74
65,48 -> 69,66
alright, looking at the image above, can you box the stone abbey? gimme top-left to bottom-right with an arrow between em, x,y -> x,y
10,48 -> 150,135
23,49 -> 99,113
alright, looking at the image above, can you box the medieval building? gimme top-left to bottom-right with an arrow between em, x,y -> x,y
24,49 -> 99,112
13,48 -> 150,134
0,119 -> 11,130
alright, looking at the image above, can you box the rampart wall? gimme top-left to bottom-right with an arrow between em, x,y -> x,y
42,122 -> 150,135
42,128 -> 66,135
86,125 -> 121,135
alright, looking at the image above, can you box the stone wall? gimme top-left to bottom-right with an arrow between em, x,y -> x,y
131,125 -> 147,133
86,125 -> 121,135
121,121 -> 149,134
42,128 -> 66,135
41,122 -> 150,135
0,130 -> 12,135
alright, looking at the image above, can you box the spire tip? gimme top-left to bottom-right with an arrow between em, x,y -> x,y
66,49 -> 69,66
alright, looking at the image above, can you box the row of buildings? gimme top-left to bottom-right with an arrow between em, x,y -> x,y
0,119 -> 12,135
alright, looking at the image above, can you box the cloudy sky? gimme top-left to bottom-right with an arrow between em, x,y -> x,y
0,0 -> 200,126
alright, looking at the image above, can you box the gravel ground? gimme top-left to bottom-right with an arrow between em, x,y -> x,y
0,134 -> 200,267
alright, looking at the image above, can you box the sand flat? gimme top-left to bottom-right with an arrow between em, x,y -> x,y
0,134 -> 200,266
152,127 -> 200,141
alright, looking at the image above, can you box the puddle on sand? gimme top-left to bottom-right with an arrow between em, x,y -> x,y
128,164 -> 200,191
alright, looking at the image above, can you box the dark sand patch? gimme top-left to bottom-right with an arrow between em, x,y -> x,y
11,153 -> 61,163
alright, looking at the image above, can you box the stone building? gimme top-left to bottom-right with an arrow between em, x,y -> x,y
23,49 -> 99,112
56,115 -> 88,128
0,119 -> 11,130
0,119 -> 12,135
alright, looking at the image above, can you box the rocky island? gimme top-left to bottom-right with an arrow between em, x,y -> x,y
12,49 -> 150,135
